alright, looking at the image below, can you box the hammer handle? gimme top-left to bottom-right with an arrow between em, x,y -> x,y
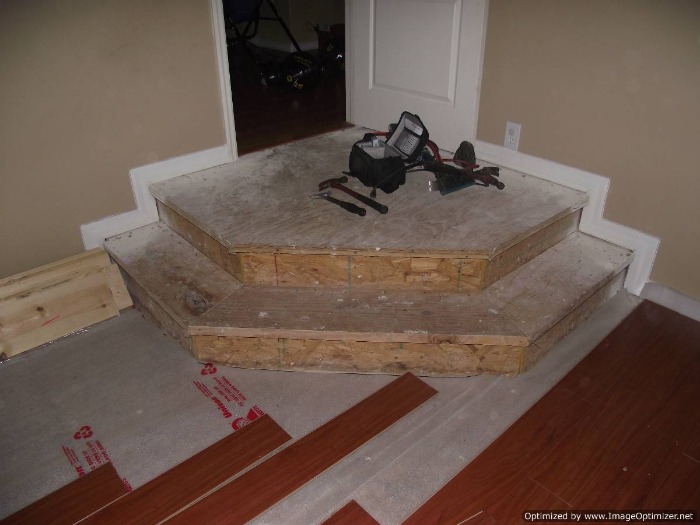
325,195 -> 366,216
333,183 -> 389,214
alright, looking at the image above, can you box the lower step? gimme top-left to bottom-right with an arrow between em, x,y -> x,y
105,223 -> 631,376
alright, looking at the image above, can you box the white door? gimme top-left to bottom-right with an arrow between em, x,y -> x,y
346,0 -> 488,151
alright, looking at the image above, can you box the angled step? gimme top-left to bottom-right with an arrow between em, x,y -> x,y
151,128 -> 587,293
483,232 -> 632,370
105,223 -> 631,376
104,222 -> 241,351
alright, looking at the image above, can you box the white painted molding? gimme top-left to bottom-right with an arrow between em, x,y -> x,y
210,0 -> 238,161
81,145 -> 231,250
642,282 -> 700,322
81,0 -> 238,251
474,140 -> 660,296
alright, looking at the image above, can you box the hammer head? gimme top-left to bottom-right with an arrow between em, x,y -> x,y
309,191 -> 331,199
318,175 -> 348,191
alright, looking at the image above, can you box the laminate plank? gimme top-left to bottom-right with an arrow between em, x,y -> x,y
321,501 -> 380,525
530,303 -> 700,505
454,511 -> 499,524
403,385 -> 594,524
1,463 -> 126,525
485,478 -> 570,523
404,301 -> 700,523
641,450 -> 700,510
575,440 -> 693,510
166,373 -> 437,525
80,414 -> 290,525
559,300 -> 698,404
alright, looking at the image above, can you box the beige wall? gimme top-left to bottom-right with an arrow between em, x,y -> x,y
0,0 -> 225,278
478,0 -> 700,300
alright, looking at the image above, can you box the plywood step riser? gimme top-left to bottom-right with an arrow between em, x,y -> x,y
158,201 -> 580,293
115,267 -> 624,377
191,267 -> 626,377
119,270 -> 194,354
117,266 -> 626,377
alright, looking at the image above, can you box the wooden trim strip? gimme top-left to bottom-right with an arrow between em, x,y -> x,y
322,501 -> 380,525
80,414 -> 290,525
0,463 -> 126,525
166,373 -> 438,525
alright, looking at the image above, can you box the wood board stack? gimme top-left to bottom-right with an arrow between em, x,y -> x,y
0,249 -> 132,361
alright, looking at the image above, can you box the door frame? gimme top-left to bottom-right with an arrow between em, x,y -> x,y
211,0 -> 238,162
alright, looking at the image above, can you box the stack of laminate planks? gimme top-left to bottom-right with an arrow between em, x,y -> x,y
0,373 -> 435,525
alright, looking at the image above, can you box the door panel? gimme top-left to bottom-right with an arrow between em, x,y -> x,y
347,0 -> 488,150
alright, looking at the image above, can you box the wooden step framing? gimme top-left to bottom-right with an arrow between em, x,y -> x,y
157,200 -> 581,294
149,127 -> 588,294
105,222 -> 631,377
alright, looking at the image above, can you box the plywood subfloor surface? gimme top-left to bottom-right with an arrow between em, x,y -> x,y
150,128 -> 587,257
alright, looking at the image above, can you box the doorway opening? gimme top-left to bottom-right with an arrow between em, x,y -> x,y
223,0 -> 350,156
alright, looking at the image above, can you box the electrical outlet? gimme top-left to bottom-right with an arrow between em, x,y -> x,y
504,121 -> 521,151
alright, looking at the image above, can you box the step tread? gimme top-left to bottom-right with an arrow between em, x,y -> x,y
190,286 -> 528,346
107,222 -> 630,353
105,223 -> 241,323
483,232 -> 632,340
150,128 -> 588,258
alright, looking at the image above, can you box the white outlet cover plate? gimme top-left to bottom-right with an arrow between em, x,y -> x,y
504,121 -> 521,151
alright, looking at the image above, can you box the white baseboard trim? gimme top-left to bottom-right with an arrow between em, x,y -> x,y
641,282 -> 700,322
474,140 -> 660,296
81,145 -> 232,250
210,0 -> 238,159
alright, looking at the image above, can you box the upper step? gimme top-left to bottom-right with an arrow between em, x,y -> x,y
105,222 -> 631,376
150,128 -> 587,292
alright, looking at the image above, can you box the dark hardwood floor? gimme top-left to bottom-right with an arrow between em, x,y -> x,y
228,41 -> 350,156
405,300 -> 700,524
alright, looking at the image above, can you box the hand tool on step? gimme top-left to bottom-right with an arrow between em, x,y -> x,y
319,175 -> 389,214
424,160 -> 505,194
309,191 -> 366,216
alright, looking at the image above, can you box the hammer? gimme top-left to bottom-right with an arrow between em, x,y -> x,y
309,191 -> 366,216
319,176 -> 389,214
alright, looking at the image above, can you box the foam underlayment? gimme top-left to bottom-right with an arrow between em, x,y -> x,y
0,293 -> 640,524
